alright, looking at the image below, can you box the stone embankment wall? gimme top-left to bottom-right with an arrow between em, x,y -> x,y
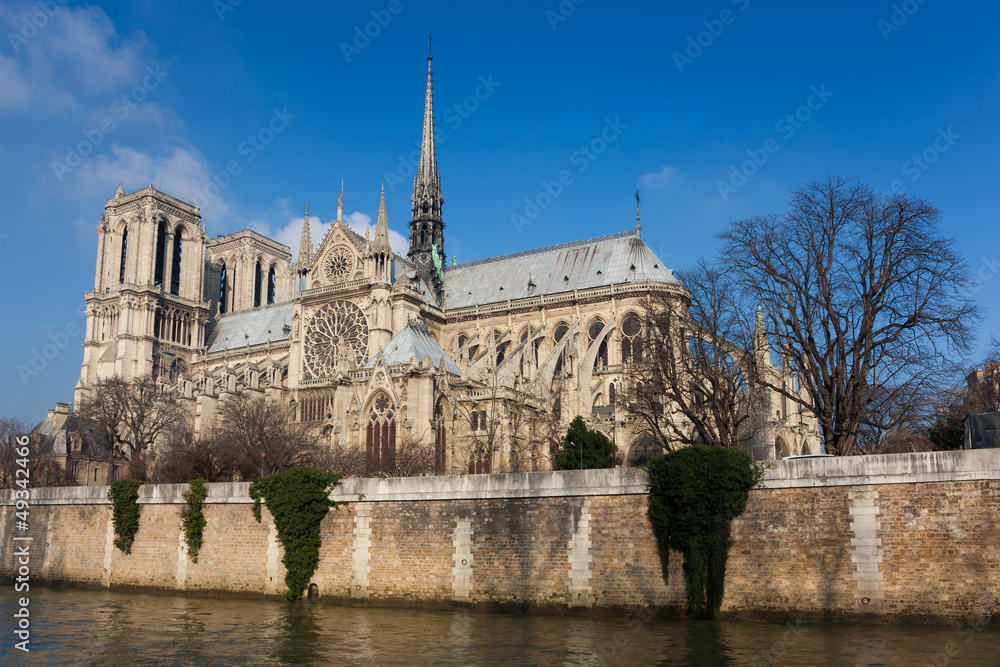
1,450 -> 998,625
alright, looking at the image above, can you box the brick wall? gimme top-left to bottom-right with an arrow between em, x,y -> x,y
0,451 -> 997,625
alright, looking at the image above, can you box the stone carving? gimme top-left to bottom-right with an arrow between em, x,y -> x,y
324,245 -> 354,284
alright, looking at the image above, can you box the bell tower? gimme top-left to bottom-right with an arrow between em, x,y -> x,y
77,184 -> 210,404
407,48 -> 446,302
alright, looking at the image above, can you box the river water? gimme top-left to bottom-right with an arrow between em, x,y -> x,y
2,588 -> 998,666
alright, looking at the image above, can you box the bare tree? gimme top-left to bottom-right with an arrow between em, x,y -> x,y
217,392 -> 326,479
455,361 -> 508,473
0,417 -> 76,488
454,352 -> 552,473
623,260 -> 760,452
76,375 -> 187,463
154,431 -> 237,483
317,444 -> 367,479
719,177 -> 980,455
372,434 -> 436,478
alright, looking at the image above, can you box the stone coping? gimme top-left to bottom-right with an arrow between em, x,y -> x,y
1,449 -> 996,506
757,448 -> 1000,488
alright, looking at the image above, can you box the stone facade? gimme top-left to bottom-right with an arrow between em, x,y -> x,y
2,450 -> 998,625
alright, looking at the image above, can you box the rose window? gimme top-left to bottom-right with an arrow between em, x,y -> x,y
324,246 -> 354,283
303,300 -> 369,379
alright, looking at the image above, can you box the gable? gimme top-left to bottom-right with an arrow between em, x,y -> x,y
310,220 -> 366,288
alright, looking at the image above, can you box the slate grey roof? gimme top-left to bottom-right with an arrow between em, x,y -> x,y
364,322 -> 461,375
205,303 -> 294,353
442,229 -> 677,310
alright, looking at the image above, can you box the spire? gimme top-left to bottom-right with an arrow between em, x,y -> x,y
337,188 -> 343,222
298,204 -> 313,265
408,46 -> 446,303
374,183 -> 390,248
115,182 -> 125,198
635,188 -> 641,238
414,49 -> 440,205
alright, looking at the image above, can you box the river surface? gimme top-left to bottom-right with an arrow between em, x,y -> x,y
1,588 -> 998,666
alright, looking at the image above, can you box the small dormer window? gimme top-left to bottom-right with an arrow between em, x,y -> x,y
629,264 -> 636,272
596,270 -> 602,277
563,275 -> 569,283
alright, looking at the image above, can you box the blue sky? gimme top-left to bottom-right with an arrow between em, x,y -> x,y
1,0 -> 997,421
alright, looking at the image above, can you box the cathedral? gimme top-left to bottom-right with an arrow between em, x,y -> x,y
61,53 -> 819,478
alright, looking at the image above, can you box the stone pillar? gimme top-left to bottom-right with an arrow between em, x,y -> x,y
162,233 -> 175,292
848,488 -> 883,614
566,498 -> 593,608
351,505 -> 372,600
452,512 -> 474,601
258,263 -> 268,307
94,228 -> 107,292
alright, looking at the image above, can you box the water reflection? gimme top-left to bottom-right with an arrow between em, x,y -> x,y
5,588 -> 999,666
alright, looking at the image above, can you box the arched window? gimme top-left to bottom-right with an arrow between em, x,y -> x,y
627,433 -> 662,467
589,319 -> 609,367
119,227 -> 128,283
621,315 -> 642,365
457,333 -> 468,359
494,331 -> 508,365
219,263 -> 229,315
519,327 -> 539,369
776,437 -> 790,459
169,228 -> 183,295
253,262 -> 263,308
608,380 -> 617,407
267,266 -> 276,305
299,390 -> 333,423
154,221 -> 166,286
553,323 -> 569,375
468,442 -> 491,474
435,399 -> 447,474
421,225 -> 428,246
366,393 -> 396,474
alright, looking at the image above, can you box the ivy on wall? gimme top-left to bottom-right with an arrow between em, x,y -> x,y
646,446 -> 764,619
181,479 -> 208,563
108,479 -> 145,554
249,467 -> 343,600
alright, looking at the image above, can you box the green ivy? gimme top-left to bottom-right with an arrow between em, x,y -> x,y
181,478 -> 208,563
249,467 -> 343,600
645,446 -> 764,619
108,479 -> 145,554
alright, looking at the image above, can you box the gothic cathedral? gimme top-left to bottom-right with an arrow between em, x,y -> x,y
70,53 -> 819,474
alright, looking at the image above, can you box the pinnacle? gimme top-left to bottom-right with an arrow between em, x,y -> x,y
298,203 -> 313,265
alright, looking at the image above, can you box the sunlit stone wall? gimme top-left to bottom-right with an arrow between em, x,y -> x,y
1,451 -> 997,624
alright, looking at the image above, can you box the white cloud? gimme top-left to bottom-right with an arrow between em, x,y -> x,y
639,165 -> 678,188
0,4 -> 152,112
344,211 -> 409,256
73,143 -> 231,224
